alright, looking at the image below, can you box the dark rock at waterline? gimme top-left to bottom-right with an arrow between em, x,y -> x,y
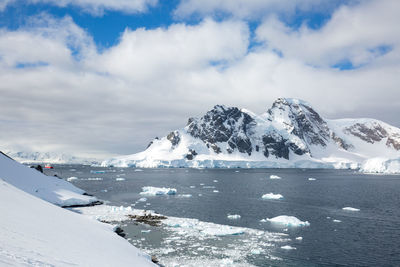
114,227 -> 126,238
30,165 -> 43,173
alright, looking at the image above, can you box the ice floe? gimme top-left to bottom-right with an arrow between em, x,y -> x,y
88,177 -> 103,181
227,214 -> 241,220
265,216 -> 310,227
177,194 -> 192,198
281,245 -> 296,250
308,178 -> 316,181
342,207 -> 360,211
140,186 -> 177,196
116,177 -> 125,181
262,193 -> 284,200
138,197 -> 147,202
295,237 -> 303,241
270,175 -> 281,179
333,219 -> 342,223
67,176 -> 78,181
213,190 -> 219,193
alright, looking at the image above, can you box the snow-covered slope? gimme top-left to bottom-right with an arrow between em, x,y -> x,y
3,150 -> 99,164
0,152 -> 98,206
102,98 -> 400,171
0,179 -> 154,266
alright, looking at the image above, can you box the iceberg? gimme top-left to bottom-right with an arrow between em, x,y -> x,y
265,216 -> 310,227
227,214 -> 241,220
270,175 -> 281,179
342,207 -> 360,212
67,176 -> 78,181
140,186 -> 177,196
262,193 -> 284,200
281,245 -> 296,250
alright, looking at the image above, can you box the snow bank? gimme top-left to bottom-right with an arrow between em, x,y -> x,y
0,152 -> 97,207
140,186 -> 177,196
342,207 -> 360,212
0,180 -> 154,266
265,216 -> 310,227
262,193 -> 284,200
270,175 -> 281,179
360,157 -> 400,174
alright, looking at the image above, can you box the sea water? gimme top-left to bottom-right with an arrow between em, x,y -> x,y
46,166 -> 400,266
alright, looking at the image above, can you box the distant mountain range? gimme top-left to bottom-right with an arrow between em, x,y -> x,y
3,151 -> 99,165
102,98 -> 400,172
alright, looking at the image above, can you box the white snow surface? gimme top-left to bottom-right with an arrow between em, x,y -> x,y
262,193 -> 284,200
360,157 -> 400,174
3,150 -> 99,164
0,152 -> 97,206
101,99 -> 400,172
140,186 -> 177,196
0,180 -> 154,267
265,216 -> 310,227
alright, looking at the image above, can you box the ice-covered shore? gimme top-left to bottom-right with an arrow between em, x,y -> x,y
360,157 -> 400,174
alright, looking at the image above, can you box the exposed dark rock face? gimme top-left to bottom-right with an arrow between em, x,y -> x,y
187,105 -> 255,155
344,123 -> 388,143
267,98 -> 330,147
387,135 -> 400,150
185,149 -> 198,160
331,132 -> 353,150
262,135 -> 289,159
167,131 -> 181,147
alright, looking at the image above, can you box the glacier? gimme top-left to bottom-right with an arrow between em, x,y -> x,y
102,98 -> 400,172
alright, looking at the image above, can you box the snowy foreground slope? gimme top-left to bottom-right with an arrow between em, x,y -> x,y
0,152 -> 97,206
102,98 -> 400,173
0,180 -> 154,266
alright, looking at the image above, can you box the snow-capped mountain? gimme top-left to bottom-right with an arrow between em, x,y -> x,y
3,151 -> 99,165
102,98 -> 400,170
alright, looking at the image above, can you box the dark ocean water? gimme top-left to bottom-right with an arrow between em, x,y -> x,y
46,166 -> 400,266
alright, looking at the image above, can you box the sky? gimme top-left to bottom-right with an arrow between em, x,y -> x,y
0,0 -> 399,158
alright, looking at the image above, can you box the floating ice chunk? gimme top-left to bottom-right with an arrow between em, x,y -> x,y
138,197 -> 147,202
235,170 -> 240,173
266,216 -> 310,227
141,230 -> 151,233
308,178 -> 316,181
134,169 -> 143,172
213,180 -> 218,183
342,207 -> 360,212
227,214 -> 241,220
262,193 -> 283,200
88,177 -> 103,181
270,175 -> 281,179
213,190 -> 219,193
203,186 -> 215,189
189,186 -> 196,188
333,219 -> 342,223
200,183 -> 205,186
281,245 -> 296,250
260,219 -> 267,222
295,237 -> 303,241
251,249 -> 261,255
177,194 -> 192,198
90,170 -> 105,174
140,186 -> 177,196
115,178 -> 125,181
67,177 -> 78,181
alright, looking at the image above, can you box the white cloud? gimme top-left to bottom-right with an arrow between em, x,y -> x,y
0,1 -> 399,158
3,0 -> 158,15
174,0 -> 342,19
256,0 -> 400,67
